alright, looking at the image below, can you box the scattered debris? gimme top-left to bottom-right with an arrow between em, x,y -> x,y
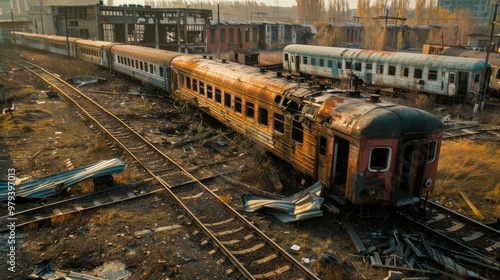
68,75 -> 107,87
290,244 -> 301,251
26,260 -> 105,280
0,158 -> 127,201
242,181 -> 324,223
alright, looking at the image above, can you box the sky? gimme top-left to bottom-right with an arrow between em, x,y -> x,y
112,0 -> 417,9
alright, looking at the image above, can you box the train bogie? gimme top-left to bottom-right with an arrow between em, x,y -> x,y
283,44 -> 489,99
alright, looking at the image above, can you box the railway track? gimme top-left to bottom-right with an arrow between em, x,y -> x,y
1,56 -> 320,279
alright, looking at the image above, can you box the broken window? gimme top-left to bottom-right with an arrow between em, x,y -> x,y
193,79 -> 198,92
224,93 -> 231,108
428,70 -> 437,81
292,117 -> 303,144
258,107 -> 268,127
368,147 -> 391,172
283,97 -> 302,114
246,102 -> 254,119
215,89 -> 222,103
401,67 -> 409,77
377,65 -> 384,74
274,113 -> 285,134
234,97 -> 242,113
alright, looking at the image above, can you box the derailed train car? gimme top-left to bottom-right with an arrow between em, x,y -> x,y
283,44 -> 490,100
11,32 -> 444,209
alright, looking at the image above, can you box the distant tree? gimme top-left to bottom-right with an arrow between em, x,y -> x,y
326,0 -> 350,23
296,0 -> 326,23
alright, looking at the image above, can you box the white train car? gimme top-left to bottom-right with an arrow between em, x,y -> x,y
283,44 -> 490,99
74,39 -> 117,67
107,44 -> 182,93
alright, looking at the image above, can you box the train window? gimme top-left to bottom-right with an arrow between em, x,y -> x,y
193,79 -> 198,92
337,61 -> 342,69
474,74 -> 480,83
319,136 -> 327,156
427,140 -> 438,163
311,58 -> 316,65
199,81 -> 205,95
179,74 -> 184,86
495,69 -> 500,79
144,62 -> 148,71
319,59 -> 324,67
150,64 -> 154,74
274,95 -> 282,105
186,77 -> 191,89
246,102 -> 255,119
135,60 -> 139,69
368,147 -> 391,172
274,113 -> 285,134
449,73 -> 455,84
401,67 -> 409,77
283,97 -> 302,114
302,57 -> 308,64
328,60 -> 333,68
377,65 -> 384,74
355,62 -> 361,71
215,89 -> 222,103
428,70 -> 437,81
284,53 -> 289,61
160,67 -> 164,77
346,61 -> 352,70
366,63 -> 372,70
224,93 -> 231,108
127,58 -> 131,66
207,85 -> 213,99
258,107 -> 268,127
414,69 -> 423,79
234,97 -> 242,113
140,62 -> 144,71
388,66 -> 396,76
292,117 -> 303,144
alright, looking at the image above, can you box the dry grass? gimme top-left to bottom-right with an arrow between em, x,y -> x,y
217,193 -> 231,203
113,169 -> 139,185
86,138 -> 109,155
434,141 -> 500,222
51,212 -> 72,225
95,208 -> 134,226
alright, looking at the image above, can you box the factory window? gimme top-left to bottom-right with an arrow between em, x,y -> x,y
199,81 -> 205,95
427,140 -> 438,163
207,85 -> 213,99
186,77 -> 191,89
215,89 -> 222,103
414,68 -> 423,79
274,113 -> 285,134
377,65 -> 384,74
229,28 -> 234,43
319,136 -> 327,156
245,28 -> 250,42
368,147 -> 391,172
193,79 -> 198,92
210,29 -> 215,44
291,117 -> 303,144
220,28 -> 226,43
234,97 -> 242,113
271,26 -> 278,42
302,57 -> 308,64
246,102 -> 254,119
428,70 -> 437,80
401,67 -> 409,77
224,93 -> 231,108
285,25 -> 292,42
258,107 -> 268,126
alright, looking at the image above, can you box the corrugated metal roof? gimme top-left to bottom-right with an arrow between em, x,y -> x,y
0,158 -> 127,201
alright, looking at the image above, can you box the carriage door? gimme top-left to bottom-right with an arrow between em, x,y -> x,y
330,137 -> 350,196
448,72 -> 456,96
295,55 -> 300,73
393,140 -> 428,206
316,135 -> 333,188
457,71 -> 469,97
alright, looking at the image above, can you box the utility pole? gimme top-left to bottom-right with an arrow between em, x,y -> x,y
478,0 -> 499,112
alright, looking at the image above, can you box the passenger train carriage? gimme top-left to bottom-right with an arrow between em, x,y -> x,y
283,44 -> 490,100
11,32 -> 444,209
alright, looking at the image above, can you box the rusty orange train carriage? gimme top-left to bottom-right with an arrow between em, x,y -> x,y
11,32 -> 444,208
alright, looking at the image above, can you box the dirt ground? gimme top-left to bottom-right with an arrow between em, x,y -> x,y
0,46 -> 498,280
